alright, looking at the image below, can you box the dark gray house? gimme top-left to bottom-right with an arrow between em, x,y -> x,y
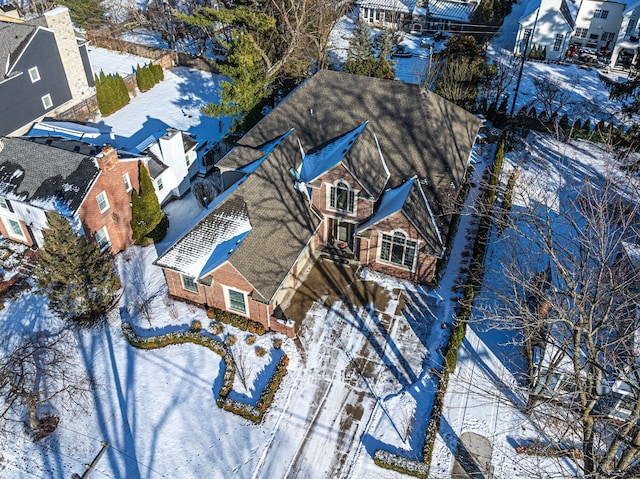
0,6 -> 93,137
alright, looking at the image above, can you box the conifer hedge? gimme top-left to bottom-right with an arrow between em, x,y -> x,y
94,70 -> 130,116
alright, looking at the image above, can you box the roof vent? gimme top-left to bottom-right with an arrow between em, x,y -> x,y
309,108 -> 314,116
0,139 -> 3,154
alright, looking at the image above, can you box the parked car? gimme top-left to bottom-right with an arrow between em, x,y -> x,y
392,44 -> 412,58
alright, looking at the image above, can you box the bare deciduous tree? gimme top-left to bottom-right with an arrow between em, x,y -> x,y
484,135 -> 640,477
0,332 -> 91,441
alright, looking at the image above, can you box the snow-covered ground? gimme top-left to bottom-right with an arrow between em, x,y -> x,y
88,46 -> 153,77
87,45 -> 232,152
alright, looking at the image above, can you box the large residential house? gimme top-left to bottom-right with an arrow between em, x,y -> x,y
155,70 -> 480,337
0,6 -> 93,137
514,0 -> 576,61
610,0 -> 640,67
28,120 -> 199,206
0,137 -> 142,253
356,0 -> 478,34
569,0 -> 625,54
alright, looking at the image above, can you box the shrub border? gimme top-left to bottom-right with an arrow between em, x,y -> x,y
374,135 -> 504,477
121,322 -> 287,423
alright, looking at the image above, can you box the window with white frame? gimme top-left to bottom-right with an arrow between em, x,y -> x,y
95,227 -> 110,251
181,274 -> 198,293
553,34 -> 563,51
96,191 -> 109,213
575,28 -> 588,38
185,154 -> 190,166
329,181 -> 355,213
0,198 -> 10,211
28,67 -> 40,83
589,33 -> 599,40
379,231 -> 417,269
227,288 -> 247,313
594,9 -> 609,19
41,94 -> 53,110
6,219 -> 23,238
157,177 -> 164,191
123,172 -> 132,191
601,31 -> 616,42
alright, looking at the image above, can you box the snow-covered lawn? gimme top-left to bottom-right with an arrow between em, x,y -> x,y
88,46 -> 153,77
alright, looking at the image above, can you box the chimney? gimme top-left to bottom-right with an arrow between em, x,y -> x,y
96,145 -> 118,171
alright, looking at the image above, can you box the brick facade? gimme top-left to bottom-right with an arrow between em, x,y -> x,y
358,212 -> 437,284
77,147 -> 140,253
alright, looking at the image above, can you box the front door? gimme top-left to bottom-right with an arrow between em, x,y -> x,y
331,220 -> 355,249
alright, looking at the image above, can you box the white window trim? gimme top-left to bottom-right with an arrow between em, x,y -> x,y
4,218 -> 25,240
156,177 -> 164,191
95,226 -> 111,252
326,180 -> 358,216
0,197 -> 10,211
181,274 -> 199,293
96,191 -> 109,213
41,93 -> 52,110
28,66 -> 40,83
221,285 -> 250,317
376,229 -> 419,272
123,172 -> 132,192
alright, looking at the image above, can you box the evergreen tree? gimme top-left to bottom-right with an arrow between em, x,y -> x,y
130,163 -> 166,245
34,211 -> 121,327
115,73 -> 129,106
136,64 -> 150,92
58,0 -> 106,30
152,63 -> 164,83
541,45 -> 547,60
344,22 -> 375,76
582,119 -> 592,132
559,113 -> 569,131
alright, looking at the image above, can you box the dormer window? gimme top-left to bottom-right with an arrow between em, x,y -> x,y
329,181 -> 355,213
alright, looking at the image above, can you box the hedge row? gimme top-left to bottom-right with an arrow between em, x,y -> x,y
121,322 -> 289,423
421,136 -> 503,474
377,135 -> 504,477
121,322 -> 235,398
219,354 -> 289,424
373,450 -> 429,478
207,307 -> 266,335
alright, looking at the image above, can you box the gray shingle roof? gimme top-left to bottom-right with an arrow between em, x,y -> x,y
239,70 -> 480,244
0,21 -> 37,78
0,137 -> 99,211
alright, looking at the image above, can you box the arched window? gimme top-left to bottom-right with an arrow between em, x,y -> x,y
379,231 -> 417,269
330,181 -> 355,213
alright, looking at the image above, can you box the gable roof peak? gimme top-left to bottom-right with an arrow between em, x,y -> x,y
298,121 -> 369,183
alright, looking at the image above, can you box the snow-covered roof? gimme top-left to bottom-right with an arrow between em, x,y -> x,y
155,196 -> 252,279
356,176 -> 445,256
0,20 -> 36,78
356,0 -> 415,14
298,122 -> 368,183
428,0 -> 478,22
27,120 -> 115,145
0,137 -> 100,212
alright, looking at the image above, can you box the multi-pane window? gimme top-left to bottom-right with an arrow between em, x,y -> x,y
589,33 -> 599,40
157,177 -> 164,191
123,173 -> 131,191
553,34 -> 564,51
601,32 -> 616,42
575,28 -> 588,38
185,154 -> 190,166
7,219 -> 23,238
594,9 -> 608,19
96,191 -> 109,213
0,198 -> 9,211
41,94 -> 52,109
330,181 -> 355,213
228,289 -> 246,313
379,232 -> 417,269
181,274 -> 198,293
28,67 -> 40,82
95,227 -> 110,251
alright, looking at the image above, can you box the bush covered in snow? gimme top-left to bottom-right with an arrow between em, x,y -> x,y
373,450 -> 429,478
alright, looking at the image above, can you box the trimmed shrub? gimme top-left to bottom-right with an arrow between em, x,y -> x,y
209,321 -> 224,335
256,354 -> 288,414
245,334 -> 257,345
255,346 -> 267,357
273,338 -> 283,349
190,319 -> 202,331
207,307 -> 266,335
225,334 -> 237,346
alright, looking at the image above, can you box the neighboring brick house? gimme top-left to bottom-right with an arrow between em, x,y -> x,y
155,70 -> 480,336
0,6 -> 93,137
0,136 -> 142,253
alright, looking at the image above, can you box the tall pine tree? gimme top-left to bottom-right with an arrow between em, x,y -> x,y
130,163 -> 167,245
35,211 -> 121,327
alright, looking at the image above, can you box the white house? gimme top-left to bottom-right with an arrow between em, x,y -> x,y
569,0 -> 625,55
609,0 -> 640,68
514,0 -> 576,61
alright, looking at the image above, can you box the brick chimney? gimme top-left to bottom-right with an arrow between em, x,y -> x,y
96,145 -> 118,171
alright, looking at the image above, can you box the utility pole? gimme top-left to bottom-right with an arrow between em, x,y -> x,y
71,442 -> 109,479
510,7 -> 541,118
